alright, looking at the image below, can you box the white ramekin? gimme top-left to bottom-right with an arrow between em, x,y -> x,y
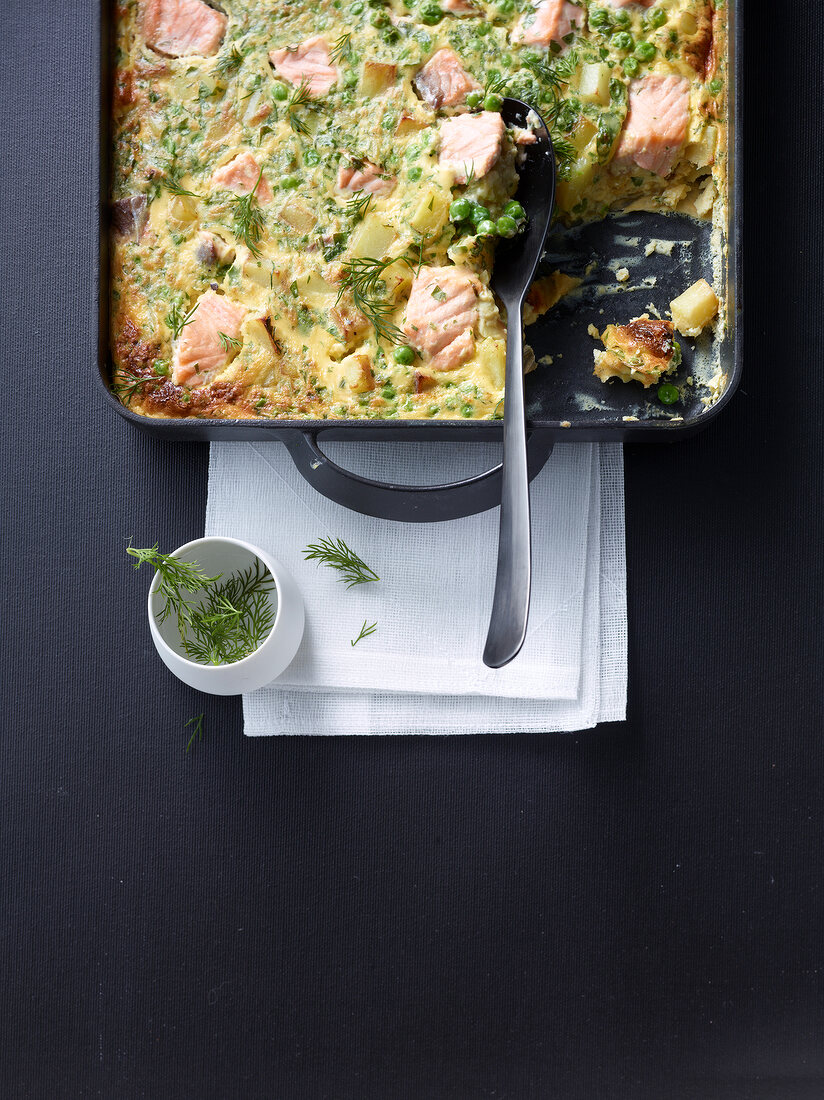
147,536 -> 304,695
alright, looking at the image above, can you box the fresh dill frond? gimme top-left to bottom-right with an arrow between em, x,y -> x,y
185,713 -> 205,753
166,300 -> 199,340
336,256 -> 406,345
351,620 -> 378,647
520,49 -> 578,129
161,174 -> 200,199
303,537 -> 380,588
551,134 -> 576,171
112,364 -> 168,405
462,162 -> 477,188
127,544 -> 221,631
230,171 -> 267,256
216,43 -> 244,76
128,546 -> 276,666
330,32 -> 351,63
287,79 -> 315,135
217,331 -> 242,352
344,189 -> 373,222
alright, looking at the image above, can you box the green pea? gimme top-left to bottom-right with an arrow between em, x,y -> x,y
350,0 -> 364,11
281,176 -> 300,189
646,7 -> 667,29
496,215 -> 518,238
475,21 -> 491,34
708,78 -> 723,96
394,346 -> 415,365
381,385 -> 396,400
449,197 -> 472,221
589,8 -> 612,30
408,165 -> 422,180
612,9 -> 631,28
635,41 -> 656,61
427,404 -> 439,416
466,89 -> 484,109
370,8 -> 388,24
503,199 -> 525,220
304,149 -> 320,165
461,403 -> 475,417
468,203 -> 489,225
476,218 -> 497,237
611,31 -> 634,52
497,0 -> 515,11
419,3 -> 442,24
484,91 -> 504,112
622,56 -> 640,77
272,82 -> 289,101
657,383 -> 680,405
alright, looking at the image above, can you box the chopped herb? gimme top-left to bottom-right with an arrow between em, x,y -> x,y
185,713 -> 205,753
351,620 -> 378,647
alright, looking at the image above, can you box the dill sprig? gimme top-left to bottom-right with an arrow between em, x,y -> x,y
181,560 -> 276,665
336,256 -> 406,345
128,545 -> 276,665
185,713 -> 205,753
218,331 -> 242,352
521,48 -> 578,131
287,79 -> 315,136
112,363 -> 169,405
216,43 -> 244,76
344,189 -> 373,222
230,170 -> 267,256
351,620 -> 378,647
330,32 -> 351,63
304,537 -> 380,588
161,174 -> 200,199
166,300 -> 198,340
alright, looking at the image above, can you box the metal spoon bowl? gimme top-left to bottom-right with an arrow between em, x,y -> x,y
483,99 -> 556,669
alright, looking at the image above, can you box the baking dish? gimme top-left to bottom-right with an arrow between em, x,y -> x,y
98,1 -> 741,522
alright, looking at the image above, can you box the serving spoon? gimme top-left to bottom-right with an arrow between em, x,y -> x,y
483,99 -> 556,669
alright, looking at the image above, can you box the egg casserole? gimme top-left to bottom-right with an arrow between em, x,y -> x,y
110,0 -> 727,420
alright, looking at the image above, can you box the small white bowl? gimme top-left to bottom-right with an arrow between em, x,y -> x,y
148,536 -> 304,695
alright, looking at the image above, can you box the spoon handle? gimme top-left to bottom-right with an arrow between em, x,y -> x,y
483,302 -> 531,669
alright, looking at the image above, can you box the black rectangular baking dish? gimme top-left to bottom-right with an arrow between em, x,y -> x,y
97,0 -> 742,521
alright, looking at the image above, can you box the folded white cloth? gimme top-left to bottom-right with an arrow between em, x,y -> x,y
205,439 -> 626,734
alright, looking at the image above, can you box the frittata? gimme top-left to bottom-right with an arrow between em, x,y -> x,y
110,0 -> 727,420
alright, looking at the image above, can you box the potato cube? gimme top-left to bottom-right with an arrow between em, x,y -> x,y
670,279 -> 719,337
578,62 -> 611,106
409,188 -> 449,235
360,62 -> 397,97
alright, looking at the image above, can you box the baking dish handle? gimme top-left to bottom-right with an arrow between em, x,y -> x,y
283,431 -> 554,522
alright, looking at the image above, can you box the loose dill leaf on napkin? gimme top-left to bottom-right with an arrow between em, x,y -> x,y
303,537 -> 379,588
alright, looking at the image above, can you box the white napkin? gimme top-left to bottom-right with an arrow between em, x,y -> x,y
205,440 -> 626,734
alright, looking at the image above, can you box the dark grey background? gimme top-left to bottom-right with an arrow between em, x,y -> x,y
2,3 -> 822,1098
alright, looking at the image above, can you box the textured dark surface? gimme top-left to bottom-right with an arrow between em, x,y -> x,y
2,3 -> 823,1099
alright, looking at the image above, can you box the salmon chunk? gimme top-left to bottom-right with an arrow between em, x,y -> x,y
438,112 -> 505,185
613,74 -> 690,177
442,0 -> 478,13
211,153 -> 273,201
337,159 -> 396,197
512,0 -> 582,47
172,291 -> 246,387
403,265 -> 481,371
414,49 -> 480,109
142,0 -> 227,58
269,37 -> 337,96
